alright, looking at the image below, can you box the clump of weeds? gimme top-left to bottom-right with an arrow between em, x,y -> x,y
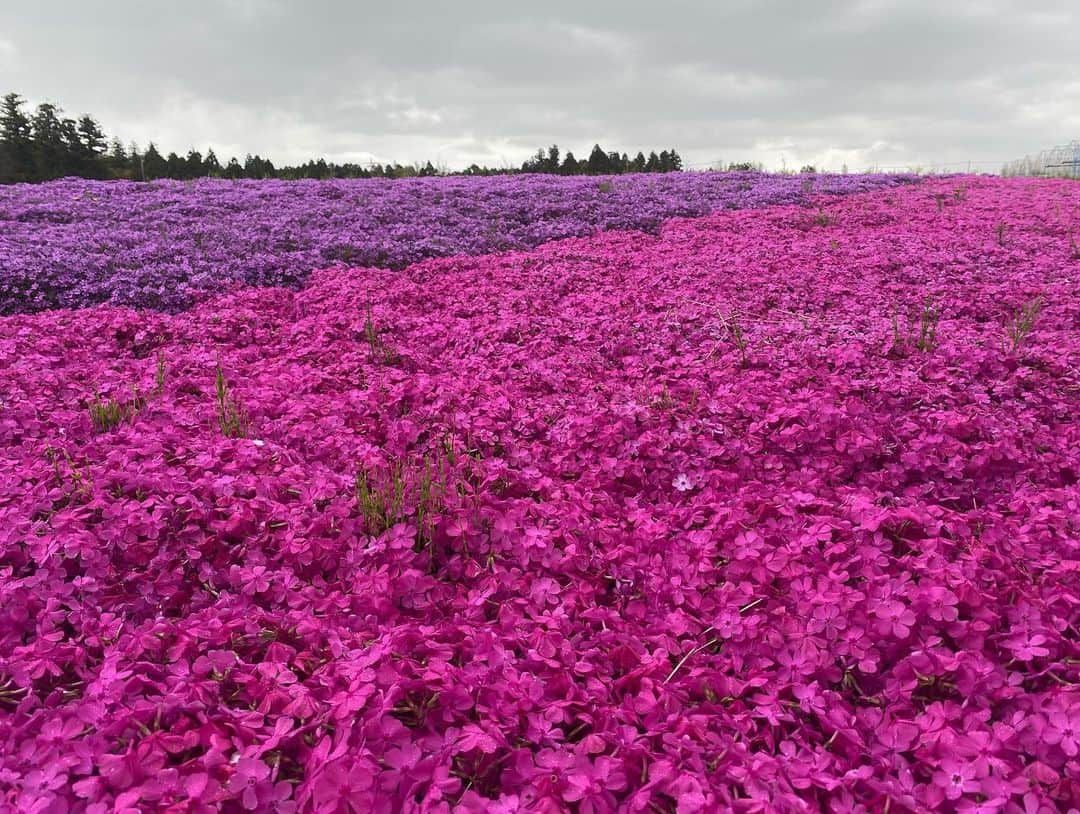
890,300 -> 942,355
363,305 -> 402,366
355,433 -> 465,570
214,359 -> 250,438
1005,295 -> 1045,353
88,385 -> 146,433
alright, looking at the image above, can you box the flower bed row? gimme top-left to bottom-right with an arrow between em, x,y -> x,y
0,171 -> 916,314
0,177 -> 1077,811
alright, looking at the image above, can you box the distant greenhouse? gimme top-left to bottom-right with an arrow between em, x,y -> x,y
1003,141 -> 1080,178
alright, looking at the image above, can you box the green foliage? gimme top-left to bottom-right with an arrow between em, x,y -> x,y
44,445 -> 93,501
718,312 -> 750,366
2,89 -> 694,183
523,143 -> 683,176
651,386 -> 677,412
588,145 -> 616,175
1,95 -> 112,182
1005,295 -> 1044,353
155,350 -> 167,393
362,306 -> 401,365
89,395 -> 126,433
890,302 -> 942,354
354,446 -> 454,564
726,161 -> 764,172
915,302 -> 941,352
88,386 -> 145,433
355,458 -> 408,534
214,361 -> 250,438
0,93 -> 32,183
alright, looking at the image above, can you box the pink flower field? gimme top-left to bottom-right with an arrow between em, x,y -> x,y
1,176 -> 1079,812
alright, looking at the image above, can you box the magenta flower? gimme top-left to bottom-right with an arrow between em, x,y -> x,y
872,599 -> 916,638
1043,710 -> 1080,757
227,757 -> 271,810
563,757 -> 627,814
1,174 -> 1077,813
932,757 -> 984,801
1002,630 -> 1051,661
672,473 -> 693,492
311,758 -> 375,814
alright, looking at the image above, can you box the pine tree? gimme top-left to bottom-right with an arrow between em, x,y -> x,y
30,103 -> 71,180
141,143 -> 167,180
0,93 -> 33,182
59,116 -> 85,176
108,137 -> 125,158
185,149 -> 204,178
165,151 -> 185,179
545,144 -> 560,173
522,147 -> 546,173
243,154 -> 275,179
76,116 -> 107,157
2,90 -> 694,183
126,142 -> 142,179
67,116 -> 105,178
105,138 -> 127,178
586,144 -> 610,175
203,148 -> 221,176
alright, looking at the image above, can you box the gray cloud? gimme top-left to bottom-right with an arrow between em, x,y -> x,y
3,0 -> 1078,171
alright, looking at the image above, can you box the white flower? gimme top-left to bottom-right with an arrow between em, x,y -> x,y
672,473 -> 693,492
252,439 -> 265,447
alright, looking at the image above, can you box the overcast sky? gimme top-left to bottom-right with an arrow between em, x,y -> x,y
3,1 -> 1078,172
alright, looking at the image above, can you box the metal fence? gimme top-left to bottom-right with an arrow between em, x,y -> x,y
1002,141 -> 1080,178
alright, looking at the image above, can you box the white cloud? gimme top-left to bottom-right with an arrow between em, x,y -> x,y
221,0 -> 284,22
2,1 -> 1078,171
0,38 -> 16,67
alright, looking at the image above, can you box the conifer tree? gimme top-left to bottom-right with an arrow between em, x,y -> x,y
587,144 -> 610,174
141,143 -> 167,179
107,138 -> 128,178
223,156 -> 244,179
203,148 -> 221,176
0,93 -> 33,182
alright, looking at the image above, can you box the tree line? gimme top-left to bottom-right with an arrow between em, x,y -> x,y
520,144 -> 683,175
0,92 -> 686,184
